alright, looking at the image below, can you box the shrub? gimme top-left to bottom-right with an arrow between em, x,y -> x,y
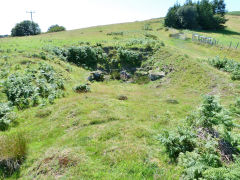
117,49 -> 142,69
4,73 -> 37,109
11,21 -> 41,37
0,132 -> 27,177
230,98 -> 240,115
47,24 -> 66,33
125,38 -> 161,50
159,127 -> 197,161
159,95 -> 240,179
0,103 -> 15,131
209,57 -> 240,80
73,84 -> 90,93
4,63 -> 64,109
66,46 -> 107,69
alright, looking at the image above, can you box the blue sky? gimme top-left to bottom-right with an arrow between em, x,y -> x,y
0,0 -> 239,35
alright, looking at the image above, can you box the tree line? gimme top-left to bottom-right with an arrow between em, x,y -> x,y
165,0 -> 227,30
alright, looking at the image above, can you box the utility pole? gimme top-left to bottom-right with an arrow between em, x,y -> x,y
26,11 -> 35,22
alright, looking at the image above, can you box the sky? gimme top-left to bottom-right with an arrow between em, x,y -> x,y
0,0 -> 239,35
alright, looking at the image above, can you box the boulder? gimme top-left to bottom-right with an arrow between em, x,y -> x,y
148,71 -> 165,81
88,70 -> 104,82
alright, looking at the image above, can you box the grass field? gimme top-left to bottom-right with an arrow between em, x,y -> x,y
0,13 -> 240,179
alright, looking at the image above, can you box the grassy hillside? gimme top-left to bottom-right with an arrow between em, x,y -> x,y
228,11 -> 240,16
0,14 -> 240,179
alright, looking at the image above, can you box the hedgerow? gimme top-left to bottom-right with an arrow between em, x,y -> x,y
159,95 -> 240,179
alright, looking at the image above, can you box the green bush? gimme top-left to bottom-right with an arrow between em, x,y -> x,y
117,49 -> 142,69
159,128 -> 196,161
66,46 -> 107,69
47,24 -> 66,33
159,95 -> 240,179
11,21 -> 41,37
3,63 -> 64,109
73,84 -> 90,93
209,57 -> 240,80
0,103 -> 15,131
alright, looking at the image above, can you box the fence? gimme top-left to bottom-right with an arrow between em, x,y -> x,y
192,34 -> 240,50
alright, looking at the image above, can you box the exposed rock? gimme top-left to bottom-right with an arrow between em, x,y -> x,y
148,71 -> 165,81
88,70 -> 105,82
120,70 -> 131,81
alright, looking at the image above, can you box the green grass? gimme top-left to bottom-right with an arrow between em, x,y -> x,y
0,14 -> 240,179
227,11 -> 240,16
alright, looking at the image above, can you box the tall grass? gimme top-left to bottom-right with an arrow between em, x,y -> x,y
0,132 -> 27,177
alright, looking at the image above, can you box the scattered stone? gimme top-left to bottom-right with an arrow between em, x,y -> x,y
118,95 -> 128,101
88,70 -> 104,82
148,71 -> 165,81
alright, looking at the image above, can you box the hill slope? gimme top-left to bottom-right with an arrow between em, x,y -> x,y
0,14 -> 240,179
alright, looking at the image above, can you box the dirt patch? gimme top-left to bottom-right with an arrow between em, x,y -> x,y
31,148 -> 79,178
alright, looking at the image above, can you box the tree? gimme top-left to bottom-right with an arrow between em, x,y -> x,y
196,0 -> 216,29
47,24 -> 66,33
164,3 -> 181,28
11,21 -> 41,37
197,0 -> 227,30
212,0 -> 226,16
165,0 -> 227,30
177,5 -> 199,29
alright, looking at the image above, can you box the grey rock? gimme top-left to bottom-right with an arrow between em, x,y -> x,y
148,71 -> 165,81
120,70 -> 131,81
88,70 -> 105,82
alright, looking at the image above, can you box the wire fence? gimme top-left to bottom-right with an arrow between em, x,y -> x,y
192,34 -> 240,50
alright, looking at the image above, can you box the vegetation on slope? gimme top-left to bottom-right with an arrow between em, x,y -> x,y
0,12 -> 239,179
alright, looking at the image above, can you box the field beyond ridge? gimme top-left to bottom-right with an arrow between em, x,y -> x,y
1,14 -> 240,179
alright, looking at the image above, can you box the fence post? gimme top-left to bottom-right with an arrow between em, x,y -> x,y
236,42 -> 239,49
229,42 -> 232,49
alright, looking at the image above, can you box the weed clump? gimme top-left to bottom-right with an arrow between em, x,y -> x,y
159,95 -> 240,179
73,84 -> 91,93
209,57 -> 240,80
0,103 -> 15,131
4,63 -> 64,109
